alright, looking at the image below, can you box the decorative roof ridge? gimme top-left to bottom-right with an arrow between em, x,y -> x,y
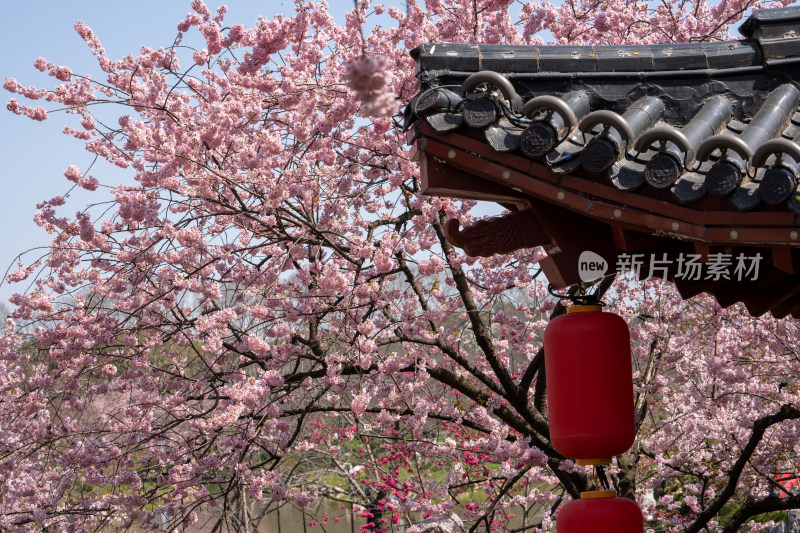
739,5 -> 800,38
411,6 -> 800,74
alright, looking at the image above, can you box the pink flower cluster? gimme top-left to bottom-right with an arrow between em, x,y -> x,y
344,55 -> 397,117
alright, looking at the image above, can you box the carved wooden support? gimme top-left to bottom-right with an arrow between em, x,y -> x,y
444,208 -> 550,257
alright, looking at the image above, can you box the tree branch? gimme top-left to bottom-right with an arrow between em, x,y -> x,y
685,404 -> 800,533
722,494 -> 800,533
433,214 -> 519,399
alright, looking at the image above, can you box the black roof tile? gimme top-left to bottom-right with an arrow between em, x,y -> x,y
408,5 -> 800,217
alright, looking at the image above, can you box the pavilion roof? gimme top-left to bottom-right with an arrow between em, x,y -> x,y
406,5 -> 800,318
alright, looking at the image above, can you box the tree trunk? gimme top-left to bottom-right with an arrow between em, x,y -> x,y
616,451 -> 638,501
788,509 -> 800,533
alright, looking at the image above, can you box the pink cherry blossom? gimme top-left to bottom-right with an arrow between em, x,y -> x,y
1,1 -> 797,532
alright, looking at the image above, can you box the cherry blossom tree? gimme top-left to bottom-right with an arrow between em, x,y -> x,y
2,0 -> 799,532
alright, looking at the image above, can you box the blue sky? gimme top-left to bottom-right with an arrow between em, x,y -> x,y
0,1 -> 365,305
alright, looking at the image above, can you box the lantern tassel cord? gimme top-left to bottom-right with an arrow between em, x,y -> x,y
547,282 -> 606,307
595,465 -> 611,490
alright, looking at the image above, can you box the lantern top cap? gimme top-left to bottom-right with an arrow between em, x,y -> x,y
567,304 -> 604,314
576,456 -> 613,465
580,490 -> 617,499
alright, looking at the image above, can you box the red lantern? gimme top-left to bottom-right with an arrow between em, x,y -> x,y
557,491 -> 643,533
544,305 -> 635,462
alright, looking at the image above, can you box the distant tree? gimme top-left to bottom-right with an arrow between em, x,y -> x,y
2,1 -> 799,531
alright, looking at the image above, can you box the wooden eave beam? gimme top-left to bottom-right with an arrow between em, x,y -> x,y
415,123 -> 800,247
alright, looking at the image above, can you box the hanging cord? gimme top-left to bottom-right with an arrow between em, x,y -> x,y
547,282 -> 607,307
594,465 -> 611,491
